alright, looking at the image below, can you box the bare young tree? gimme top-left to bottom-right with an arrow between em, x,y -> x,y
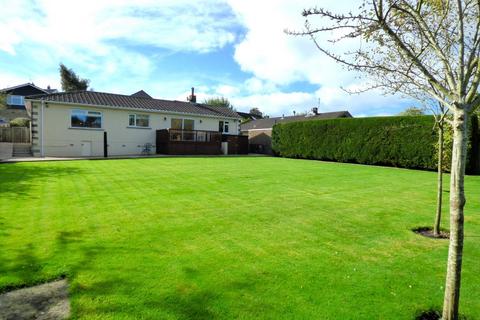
424,94 -> 450,238
287,1 -> 480,319
412,87 -> 451,238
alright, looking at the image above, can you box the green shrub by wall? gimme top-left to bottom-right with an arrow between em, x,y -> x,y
9,117 -> 30,127
272,115 -> 480,174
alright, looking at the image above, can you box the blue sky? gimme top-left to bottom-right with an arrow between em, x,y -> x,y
0,0 -> 414,117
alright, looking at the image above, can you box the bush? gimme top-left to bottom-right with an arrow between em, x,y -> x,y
9,117 -> 30,127
272,115 -> 480,174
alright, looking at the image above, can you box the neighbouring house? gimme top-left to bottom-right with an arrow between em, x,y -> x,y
237,111 -> 263,122
0,83 -> 57,124
240,108 -> 353,154
25,88 -> 243,157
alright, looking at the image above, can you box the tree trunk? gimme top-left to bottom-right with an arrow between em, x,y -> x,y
442,109 -> 468,320
433,123 -> 444,237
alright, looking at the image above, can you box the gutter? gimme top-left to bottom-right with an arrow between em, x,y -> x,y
25,99 -> 242,121
243,128 -> 273,132
41,100 -> 45,157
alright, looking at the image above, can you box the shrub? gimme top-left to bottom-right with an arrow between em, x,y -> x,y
272,115 -> 480,174
9,117 -> 30,127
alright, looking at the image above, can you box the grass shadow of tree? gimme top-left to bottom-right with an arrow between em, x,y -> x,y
0,228 -> 104,294
0,163 -> 84,199
76,275 -> 221,319
73,264 -> 261,319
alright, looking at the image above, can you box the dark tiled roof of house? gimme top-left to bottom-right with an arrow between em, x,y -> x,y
131,90 -> 152,99
27,90 -> 241,119
1,83 -> 50,95
237,111 -> 263,121
240,111 -> 353,131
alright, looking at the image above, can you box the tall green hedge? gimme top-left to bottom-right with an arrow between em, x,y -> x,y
272,115 -> 480,174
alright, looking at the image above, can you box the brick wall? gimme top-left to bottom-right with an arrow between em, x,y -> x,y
247,129 -> 273,154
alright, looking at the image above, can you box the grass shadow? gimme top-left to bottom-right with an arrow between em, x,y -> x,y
0,163 -> 84,199
412,226 -> 449,239
0,228 -> 104,294
70,263 -> 265,319
414,308 -> 470,320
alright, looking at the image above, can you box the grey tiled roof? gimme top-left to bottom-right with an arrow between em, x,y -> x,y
240,111 -> 353,131
27,90 -> 241,119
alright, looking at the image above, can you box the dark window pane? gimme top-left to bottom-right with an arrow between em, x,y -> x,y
184,119 -> 194,131
71,110 -> 102,128
71,114 -> 87,127
136,115 -> 149,127
171,118 -> 182,129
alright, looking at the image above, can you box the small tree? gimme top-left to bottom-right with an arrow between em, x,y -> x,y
288,1 -> 480,318
249,107 -> 263,118
426,97 -> 450,238
411,88 -> 450,238
203,97 -> 232,109
398,106 -> 425,116
59,63 -> 89,92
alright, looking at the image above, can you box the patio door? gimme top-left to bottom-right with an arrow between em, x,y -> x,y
81,141 -> 92,156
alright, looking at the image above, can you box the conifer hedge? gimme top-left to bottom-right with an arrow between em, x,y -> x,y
271,115 -> 480,174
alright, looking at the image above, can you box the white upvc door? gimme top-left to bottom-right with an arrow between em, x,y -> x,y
81,141 -> 92,157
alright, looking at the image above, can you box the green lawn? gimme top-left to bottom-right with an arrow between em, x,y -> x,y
0,157 -> 479,319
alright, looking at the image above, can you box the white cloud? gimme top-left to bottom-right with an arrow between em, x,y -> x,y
228,0 -> 359,86
0,0 -> 414,117
232,92 -> 317,116
226,0 -> 414,116
0,0 -> 241,93
215,85 -> 240,97
244,77 -> 278,94
0,0 -> 239,55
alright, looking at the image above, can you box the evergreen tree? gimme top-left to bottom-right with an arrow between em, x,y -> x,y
59,63 -> 90,92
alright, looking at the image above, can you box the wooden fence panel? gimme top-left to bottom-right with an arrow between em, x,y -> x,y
0,127 -> 30,143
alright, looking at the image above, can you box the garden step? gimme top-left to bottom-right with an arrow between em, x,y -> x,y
12,143 -> 32,157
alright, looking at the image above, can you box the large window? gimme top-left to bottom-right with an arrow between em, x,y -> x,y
71,109 -> 102,129
7,95 -> 24,106
129,114 -> 150,127
171,118 -> 194,130
219,121 -> 229,133
170,118 -> 195,141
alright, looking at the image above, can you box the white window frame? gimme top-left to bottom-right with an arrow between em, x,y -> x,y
128,113 -> 150,128
224,121 -> 229,133
219,120 -> 229,133
70,109 -> 103,129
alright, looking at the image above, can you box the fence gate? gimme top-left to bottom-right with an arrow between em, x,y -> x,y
0,127 -> 31,143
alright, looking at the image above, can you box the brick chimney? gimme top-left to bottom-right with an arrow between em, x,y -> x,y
188,87 -> 197,103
